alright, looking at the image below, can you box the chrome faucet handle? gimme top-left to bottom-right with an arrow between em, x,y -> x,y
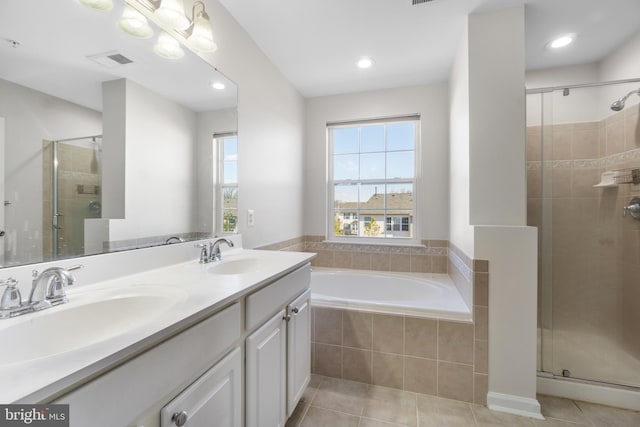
194,244 -> 209,263
0,278 -> 21,310
210,238 -> 234,262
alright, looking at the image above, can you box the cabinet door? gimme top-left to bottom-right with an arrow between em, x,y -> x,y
286,289 -> 311,416
246,309 -> 287,427
160,347 -> 242,427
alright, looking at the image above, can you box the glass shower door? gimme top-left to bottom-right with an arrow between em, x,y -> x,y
43,136 -> 102,260
529,81 -> 640,389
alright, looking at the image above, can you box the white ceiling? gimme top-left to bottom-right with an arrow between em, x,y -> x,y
219,0 -> 640,97
0,0 -> 237,112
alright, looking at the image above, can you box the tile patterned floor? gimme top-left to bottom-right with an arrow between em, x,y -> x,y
286,375 -> 640,427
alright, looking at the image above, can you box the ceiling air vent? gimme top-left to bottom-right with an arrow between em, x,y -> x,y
412,0 -> 434,5
87,51 -> 134,69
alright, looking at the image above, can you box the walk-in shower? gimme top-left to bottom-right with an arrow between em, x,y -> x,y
526,78 -> 640,399
44,135 -> 102,260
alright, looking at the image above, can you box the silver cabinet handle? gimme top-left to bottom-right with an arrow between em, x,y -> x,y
171,411 -> 188,426
291,307 -> 299,314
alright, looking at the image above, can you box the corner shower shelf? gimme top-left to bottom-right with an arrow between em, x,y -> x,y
593,171 -> 618,188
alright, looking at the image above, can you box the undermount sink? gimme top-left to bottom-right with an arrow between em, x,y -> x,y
206,258 -> 265,275
0,286 -> 187,365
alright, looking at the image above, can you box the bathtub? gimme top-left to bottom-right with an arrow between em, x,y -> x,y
310,268 -> 472,322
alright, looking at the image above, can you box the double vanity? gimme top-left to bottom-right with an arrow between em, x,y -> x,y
0,238 -> 314,427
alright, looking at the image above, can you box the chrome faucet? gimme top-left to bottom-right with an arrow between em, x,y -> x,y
194,238 -> 235,263
0,278 -> 31,318
210,238 -> 234,262
29,265 -> 83,311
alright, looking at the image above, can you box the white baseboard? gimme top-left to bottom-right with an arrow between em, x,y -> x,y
487,392 -> 544,419
537,376 -> 640,411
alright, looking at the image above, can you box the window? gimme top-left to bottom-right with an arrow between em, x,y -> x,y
216,133 -> 238,233
328,116 -> 419,241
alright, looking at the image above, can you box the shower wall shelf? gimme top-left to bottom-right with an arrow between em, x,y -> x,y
593,171 -> 619,188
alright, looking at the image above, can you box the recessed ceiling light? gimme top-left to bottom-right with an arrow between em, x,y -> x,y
548,34 -> 575,49
357,57 -> 373,69
211,82 -> 225,90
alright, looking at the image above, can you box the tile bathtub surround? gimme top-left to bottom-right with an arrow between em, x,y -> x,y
262,235 -> 490,405
287,375 -> 640,427
311,308 -> 488,405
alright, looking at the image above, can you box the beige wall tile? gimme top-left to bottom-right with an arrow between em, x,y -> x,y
352,252 -> 372,270
625,111 -> 640,151
606,120 -> 625,155
438,321 -> 474,364
389,253 -> 411,272
343,311 -> 372,349
552,128 -> 573,160
333,251 -> 354,269
527,169 -> 542,198
473,260 -> 488,273
410,254 -> 431,273
475,306 -> 488,340
474,340 -> 488,374
372,314 -> 404,354
371,254 -> 390,271
314,344 -> 342,378
437,362 -> 473,402
473,373 -> 488,406
404,317 -> 437,359
431,256 -> 447,273
342,347 -> 372,384
552,169 -> 572,198
315,308 -> 343,345
474,273 -> 489,307
572,169 -> 599,197
572,127 -> 599,160
404,356 -> 437,395
312,250 -> 334,267
372,352 -> 404,389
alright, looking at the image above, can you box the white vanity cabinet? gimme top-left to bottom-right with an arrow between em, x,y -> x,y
286,289 -> 311,416
54,303 -> 242,427
245,264 -> 311,427
160,347 -> 242,427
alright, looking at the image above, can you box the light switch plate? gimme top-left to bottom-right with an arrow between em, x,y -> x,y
247,209 -> 255,227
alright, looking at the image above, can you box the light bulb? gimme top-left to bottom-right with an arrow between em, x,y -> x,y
154,0 -> 190,30
118,5 -> 153,39
154,32 -> 184,60
188,11 -> 217,53
77,0 -> 113,11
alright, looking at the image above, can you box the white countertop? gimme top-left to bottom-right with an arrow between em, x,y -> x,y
0,248 -> 314,403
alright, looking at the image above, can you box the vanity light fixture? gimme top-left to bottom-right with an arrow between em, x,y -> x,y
211,82 -> 225,90
357,57 -> 373,69
135,0 -> 217,53
548,34 -> 575,49
186,1 -> 217,53
118,5 -> 154,38
77,0 -> 113,11
154,0 -> 190,30
153,31 -> 185,59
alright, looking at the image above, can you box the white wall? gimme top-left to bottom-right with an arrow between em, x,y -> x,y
105,80 -> 197,241
599,30 -> 640,82
0,79 -> 101,264
193,0 -> 306,249
450,5 -> 541,417
448,20 -> 474,257
468,6 -> 527,227
303,84 -> 450,240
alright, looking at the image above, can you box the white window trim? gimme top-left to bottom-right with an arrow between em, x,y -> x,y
326,116 -> 422,245
215,132 -> 238,235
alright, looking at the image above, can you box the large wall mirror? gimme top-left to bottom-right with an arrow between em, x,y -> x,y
0,0 -> 238,267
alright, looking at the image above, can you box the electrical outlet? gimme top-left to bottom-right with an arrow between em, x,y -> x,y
247,209 -> 255,227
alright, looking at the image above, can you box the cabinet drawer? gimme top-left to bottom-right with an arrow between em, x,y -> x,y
55,302 -> 241,427
246,263 -> 310,331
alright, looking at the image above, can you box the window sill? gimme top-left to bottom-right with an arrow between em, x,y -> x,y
323,238 -> 426,248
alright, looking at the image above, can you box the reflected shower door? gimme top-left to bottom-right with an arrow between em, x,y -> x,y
43,136 -> 102,260
528,81 -> 640,388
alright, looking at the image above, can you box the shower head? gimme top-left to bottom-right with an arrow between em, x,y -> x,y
610,88 -> 640,111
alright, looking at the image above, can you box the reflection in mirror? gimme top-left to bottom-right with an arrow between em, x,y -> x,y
0,0 -> 238,267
